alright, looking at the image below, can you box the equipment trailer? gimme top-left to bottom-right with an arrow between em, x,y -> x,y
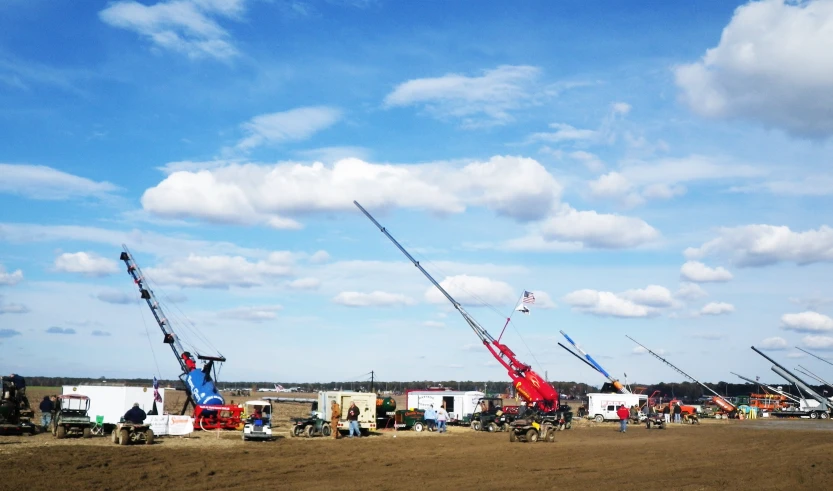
751,346 -> 831,420
355,201 -> 564,443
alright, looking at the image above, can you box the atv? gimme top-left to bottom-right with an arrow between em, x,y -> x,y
508,412 -> 558,443
111,421 -> 154,445
645,412 -> 666,429
470,397 -> 518,432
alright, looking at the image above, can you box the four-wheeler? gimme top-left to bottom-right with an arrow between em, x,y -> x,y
289,401 -> 332,438
242,401 -> 273,441
508,410 -> 558,443
645,412 -> 666,429
356,202 -> 563,425
52,394 -> 92,439
0,378 -> 37,435
111,421 -> 154,445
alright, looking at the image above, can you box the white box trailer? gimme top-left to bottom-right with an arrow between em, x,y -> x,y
318,391 -> 377,432
405,390 -> 485,423
587,393 -> 648,423
62,385 -> 166,427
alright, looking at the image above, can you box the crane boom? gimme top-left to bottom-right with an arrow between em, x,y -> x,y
559,331 -> 629,394
751,346 -> 830,410
795,347 -> 833,367
795,366 -> 833,390
626,335 -> 736,411
354,201 -> 560,411
730,372 -> 801,403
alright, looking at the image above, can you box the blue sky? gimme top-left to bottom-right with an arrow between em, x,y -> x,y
2,0 -> 833,387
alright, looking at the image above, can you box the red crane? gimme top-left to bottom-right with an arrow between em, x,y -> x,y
354,201 -> 560,412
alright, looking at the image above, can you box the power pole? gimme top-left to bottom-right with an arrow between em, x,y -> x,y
370,371 -> 374,393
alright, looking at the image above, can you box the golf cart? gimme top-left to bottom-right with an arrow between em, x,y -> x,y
242,401 -> 273,441
53,394 -> 92,438
111,420 -> 153,445
470,397 -> 518,432
289,401 -> 331,438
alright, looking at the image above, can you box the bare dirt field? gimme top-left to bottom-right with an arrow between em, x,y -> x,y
4,388 -> 832,491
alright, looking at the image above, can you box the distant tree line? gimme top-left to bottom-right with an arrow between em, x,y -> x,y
18,376 -> 830,402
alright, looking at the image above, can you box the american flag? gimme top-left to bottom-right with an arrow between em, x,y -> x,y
522,291 -> 535,304
153,376 -> 162,403
755,376 -> 760,382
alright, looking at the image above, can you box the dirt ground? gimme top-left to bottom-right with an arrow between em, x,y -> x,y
4,388 -> 832,491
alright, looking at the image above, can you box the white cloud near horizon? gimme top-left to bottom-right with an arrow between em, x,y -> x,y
54,252 -> 119,277
760,336 -> 788,351
802,335 -> 833,351
0,164 -> 119,200
425,275 -> 515,307
685,224 -> 833,267
563,286 -> 668,318
680,261 -> 733,283
384,65 -> 552,128
217,304 -> 283,322
699,302 -> 735,316
675,0 -> 833,138
141,156 -> 563,228
145,252 -> 294,288
538,205 -> 659,249
99,0 -> 246,60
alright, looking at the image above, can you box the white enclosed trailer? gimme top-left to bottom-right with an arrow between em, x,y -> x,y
586,393 -> 648,423
406,390 -> 485,423
318,391 -> 377,432
62,385 -> 165,427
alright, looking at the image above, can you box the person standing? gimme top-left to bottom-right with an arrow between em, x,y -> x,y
9,373 -> 27,408
39,396 -> 54,431
616,404 -> 630,433
346,401 -> 361,438
423,404 -> 437,432
662,404 -> 671,424
330,400 -> 341,439
673,403 -> 682,423
436,404 -> 449,433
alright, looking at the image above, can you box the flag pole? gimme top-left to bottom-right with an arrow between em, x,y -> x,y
497,291 -> 525,343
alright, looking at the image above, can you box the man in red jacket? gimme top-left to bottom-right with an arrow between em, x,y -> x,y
616,404 -> 630,433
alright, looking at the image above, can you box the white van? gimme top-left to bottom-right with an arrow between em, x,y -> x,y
586,393 -> 648,423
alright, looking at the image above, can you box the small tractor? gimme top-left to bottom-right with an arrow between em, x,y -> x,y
242,401 -> 273,441
111,421 -> 154,445
0,378 -> 37,435
289,401 -> 332,438
52,394 -> 92,439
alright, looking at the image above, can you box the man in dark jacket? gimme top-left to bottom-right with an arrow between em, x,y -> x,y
123,403 -> 147,424
673,403 -> 683,423
8,373 -> 27,407
616,404 -> 630,433
39,396 -> 54,430
346,401 -> 361,438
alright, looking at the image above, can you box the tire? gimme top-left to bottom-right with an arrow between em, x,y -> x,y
565,422 -> 572,430
321,424 -> 331,437
111,429 -> 119,444
119,429 -> 129,445
471,421 -> 481,431
56,426 -> 66,439
646,421 -> 652,429
291,425 -> 303,437
547,430 -> 555,442
810,411 -> 819,419
145,429 -> 154,445
413,421 -> 424,432
487,422 -> 497,433
594,414 -> 604,423
304,425 -> 314,438
83,427 -> 91,438
820,412 -> 830,420
659,423 -> 665,429
509,430 -> 516,443
525,429 -> 538,443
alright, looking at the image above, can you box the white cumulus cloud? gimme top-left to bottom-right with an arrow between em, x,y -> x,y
675,0 -> 833,138
676,283 -> 708,301
235,106 -> 342,151
217,305 -> 282,323
333,291 -> 416,307
145,252 -> 294,288
54,252 -> 119,277
563,289 -> 654,318
685,224 -> 833,267
539,205 -> 659,249
780,311 -> 833,333
287,277 -> 321,290
0,264 -> 23,286
760,336 -> 788,351
699,302 -> 735,316
141,156 -> 562,228
425,275 -> 515,307
619,285 -> 675,308
802,335 -> 833,351
680,261 -> 733,283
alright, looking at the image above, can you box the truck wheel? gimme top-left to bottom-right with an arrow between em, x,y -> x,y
119,429 -> 129,445
509,430 -> 516,443
145,429 -> 154,445
525,429 -> 538,443
83,427 -> 91,438
471,421 -> 481,431
304,425 -> 314,438
594,414 -> 604,423
487,422 -> 497,432
321,424 -> 331,437
820,412 -> 830,420
56,426 -> 66,439
111,429 -> 119,444
810,411 -> 819,419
